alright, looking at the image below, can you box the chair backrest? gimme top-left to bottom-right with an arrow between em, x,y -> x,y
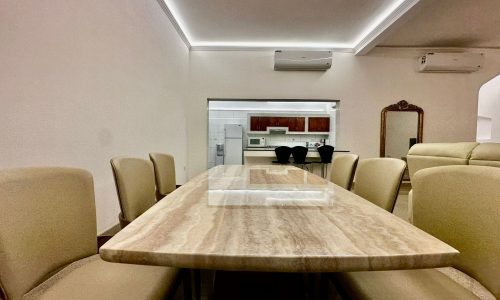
274,146 -> 292,164
329,154 -> 359,190
0,167 -> 97,300
412,165 -> 500,298
149,153 -> 176,200
317,145 -> 334,163
353,158 -> 406,212
291,146 -> 308,164
110,157 -> 156,226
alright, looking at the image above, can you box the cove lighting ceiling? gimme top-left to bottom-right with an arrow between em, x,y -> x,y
160,0 -> 420,54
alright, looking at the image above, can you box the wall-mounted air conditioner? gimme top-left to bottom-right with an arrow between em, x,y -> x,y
274,50 -> 332,71
417,52 -> 484,73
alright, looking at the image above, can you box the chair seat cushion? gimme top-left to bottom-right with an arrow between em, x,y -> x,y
23,255 -> 180,300
334,269 -> 480,300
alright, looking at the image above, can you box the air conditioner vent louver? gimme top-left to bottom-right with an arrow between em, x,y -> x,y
274,50 -> 332,71
417,52 -> 484,73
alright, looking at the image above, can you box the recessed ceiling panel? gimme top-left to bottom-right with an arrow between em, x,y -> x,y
380,0 -> 500,48
165,0 -> 414,50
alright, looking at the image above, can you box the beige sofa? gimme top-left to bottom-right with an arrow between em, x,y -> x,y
407,142 -> 500,181
406,142 -> 500,223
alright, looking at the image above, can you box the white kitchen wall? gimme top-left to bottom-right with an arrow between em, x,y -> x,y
186,48 -> 500,178
207,110 -> 247,168
0,0 -> 189,233
207,108 -> 333,168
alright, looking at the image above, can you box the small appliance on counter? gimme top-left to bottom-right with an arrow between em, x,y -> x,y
247,137 -> 266,147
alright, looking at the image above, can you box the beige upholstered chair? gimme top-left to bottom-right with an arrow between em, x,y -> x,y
353,158 -> 406,212
334,165 -> 500,299
0,167 -> 180,300
149,153 -> 176,200
111,157 -> 156,228
110,157 -> 157,228
329,154 -> 359,190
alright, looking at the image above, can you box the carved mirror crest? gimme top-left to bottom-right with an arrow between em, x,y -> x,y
380,100 -> 424,158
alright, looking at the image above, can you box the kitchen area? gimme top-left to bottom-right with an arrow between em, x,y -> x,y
208,100 -> 340,177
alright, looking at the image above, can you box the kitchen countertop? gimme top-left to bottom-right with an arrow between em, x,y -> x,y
244,147 -> 350,152
245,147 -> 318,152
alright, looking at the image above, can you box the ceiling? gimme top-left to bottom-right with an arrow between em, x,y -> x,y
380,0 -> 500,48
160,0 -> 500,54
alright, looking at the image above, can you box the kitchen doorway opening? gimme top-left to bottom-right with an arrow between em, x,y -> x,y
207,99 -> 339,169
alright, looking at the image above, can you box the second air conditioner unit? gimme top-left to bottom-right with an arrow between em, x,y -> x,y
274,50 -> 332,71
417,52 -> 484,73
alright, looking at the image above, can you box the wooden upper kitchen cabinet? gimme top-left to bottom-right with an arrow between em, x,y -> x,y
249,115 -> 326,133
250,116 -> 263,131
308,117 -> 330,132
288,117 -> 305,132
250,116 -> 304,132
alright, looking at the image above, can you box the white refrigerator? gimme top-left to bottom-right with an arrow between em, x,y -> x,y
224,124 -> 243,165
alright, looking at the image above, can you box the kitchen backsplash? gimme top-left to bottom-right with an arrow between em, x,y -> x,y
208,110 -> 336,168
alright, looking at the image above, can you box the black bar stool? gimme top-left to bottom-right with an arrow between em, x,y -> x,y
317,145 -> 335,178
291,146 -> 312,170
272,146 -> 292,164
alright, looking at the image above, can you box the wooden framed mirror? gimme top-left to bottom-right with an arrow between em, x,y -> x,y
380,100 -> 423,158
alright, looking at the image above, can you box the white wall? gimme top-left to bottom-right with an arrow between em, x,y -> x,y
186,48 -> 500,178
3,1 -> 500,231
477,75 -> 500,142
0,0 -> 189,233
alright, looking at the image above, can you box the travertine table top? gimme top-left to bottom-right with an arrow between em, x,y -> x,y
100,165 -> 458,272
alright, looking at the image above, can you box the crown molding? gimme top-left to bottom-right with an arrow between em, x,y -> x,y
190,45 -> 353,52
156,0 -> 191,50
354,0 -> 420,55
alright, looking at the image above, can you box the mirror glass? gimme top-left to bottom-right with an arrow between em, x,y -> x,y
384,111 -> 419,159
380,100 -> 423,158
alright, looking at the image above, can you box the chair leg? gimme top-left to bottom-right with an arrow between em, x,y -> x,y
193,269 -> 201,300
182,269 -> 192,300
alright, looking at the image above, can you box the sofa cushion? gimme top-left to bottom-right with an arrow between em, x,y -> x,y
334,269 -> 480,300
469,143 -> 500,167
406,142 -> 478,181
23,255 -> 180,300
407,142 -> 479,158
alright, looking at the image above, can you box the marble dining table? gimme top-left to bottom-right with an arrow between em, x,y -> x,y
100,165 -> 458,273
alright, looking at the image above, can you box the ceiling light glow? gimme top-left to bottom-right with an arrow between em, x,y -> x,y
191,41 -> 352,51
353,0 -> 406,46
162,0 -> 194,42
162,0 -> 419,52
